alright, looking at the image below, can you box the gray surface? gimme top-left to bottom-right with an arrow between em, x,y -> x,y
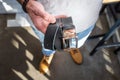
0,14 -> 120,80
0,0 -> 23,14
0,0 -> 30,27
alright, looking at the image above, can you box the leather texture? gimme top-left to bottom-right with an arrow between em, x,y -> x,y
44,17 -> 75,50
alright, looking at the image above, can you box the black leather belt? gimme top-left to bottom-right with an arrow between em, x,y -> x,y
44,17 -> 78,50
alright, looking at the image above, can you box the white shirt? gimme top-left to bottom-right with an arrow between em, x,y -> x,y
38,0 -> 103,33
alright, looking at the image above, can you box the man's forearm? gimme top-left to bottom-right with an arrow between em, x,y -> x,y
17,0 -> 35,4
17,0 -> 33,12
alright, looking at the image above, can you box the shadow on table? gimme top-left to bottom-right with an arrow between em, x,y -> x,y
0,27 -> 43,80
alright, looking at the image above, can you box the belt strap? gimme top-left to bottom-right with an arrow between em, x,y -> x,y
44,17 -> 77,50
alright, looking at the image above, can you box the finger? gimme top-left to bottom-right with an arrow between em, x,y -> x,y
34,18 -> 49,33
37,9 -> 56,23
55,15 -> 67,19
33,2 -> 46,17
43,12 -> 56,23
33,2 -> 56,23
28,12 -> 49,33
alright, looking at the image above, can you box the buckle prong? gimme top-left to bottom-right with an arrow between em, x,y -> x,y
62,29 -> 78,49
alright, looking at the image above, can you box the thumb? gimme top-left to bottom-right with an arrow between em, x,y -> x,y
33,2 -> 56,23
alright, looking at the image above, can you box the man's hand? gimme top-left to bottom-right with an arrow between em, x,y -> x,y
25,0 -> 68,34
26,0 -> 56,33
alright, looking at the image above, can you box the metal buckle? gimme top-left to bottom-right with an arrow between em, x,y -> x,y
62,29 -> 78,49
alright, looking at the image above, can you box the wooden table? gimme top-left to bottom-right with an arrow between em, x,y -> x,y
0,2 -> 16,32
103,0 -> 120,3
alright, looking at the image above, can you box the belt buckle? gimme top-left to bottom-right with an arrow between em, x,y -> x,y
62,29 -> 78,49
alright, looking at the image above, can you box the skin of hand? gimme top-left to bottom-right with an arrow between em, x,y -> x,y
26,0 -> 67,34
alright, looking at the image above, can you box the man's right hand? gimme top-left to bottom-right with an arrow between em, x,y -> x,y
26,0 -> 56,33
25,0 -> 68,34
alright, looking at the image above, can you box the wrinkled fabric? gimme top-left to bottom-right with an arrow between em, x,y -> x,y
38,0 -> 102,33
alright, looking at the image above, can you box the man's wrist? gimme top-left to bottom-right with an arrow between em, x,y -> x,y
17,0 -> 36,13
22,0 -> 29,13
17,0 -> 35,5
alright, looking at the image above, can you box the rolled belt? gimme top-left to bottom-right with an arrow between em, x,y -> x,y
44,17 -> 78,50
